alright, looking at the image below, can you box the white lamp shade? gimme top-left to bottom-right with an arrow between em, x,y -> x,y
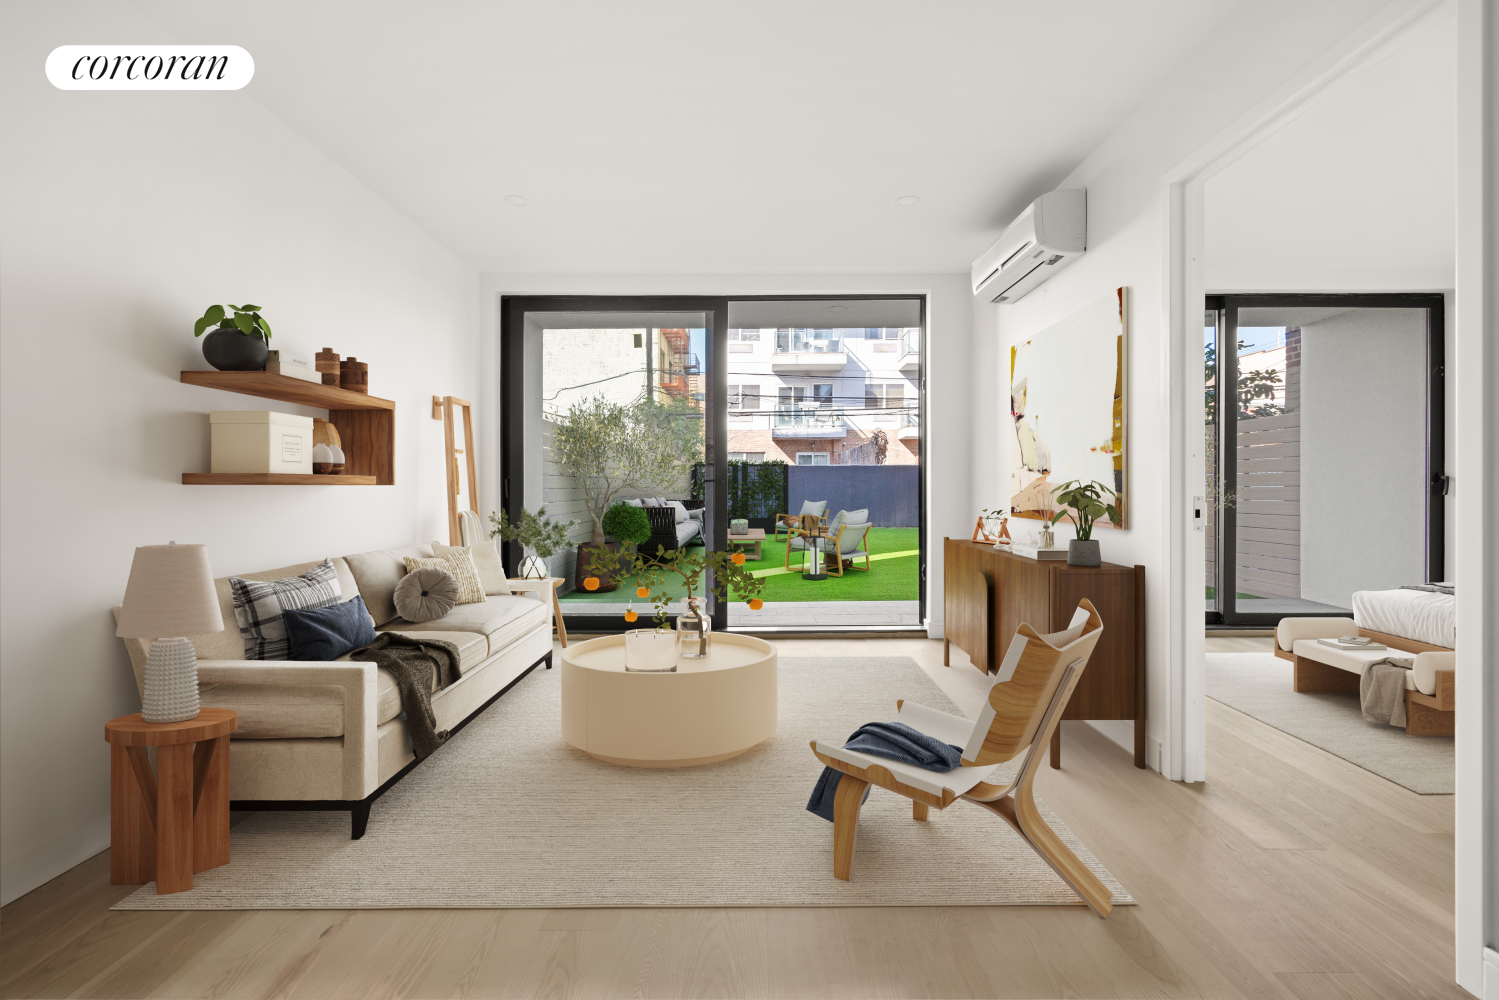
115,543 -> 224,638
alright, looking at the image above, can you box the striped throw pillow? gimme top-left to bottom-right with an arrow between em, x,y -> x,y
228,558 -> 342,660
404,549 -> 486,607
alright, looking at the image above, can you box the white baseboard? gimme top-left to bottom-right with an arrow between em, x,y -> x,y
1483,947 -> 1498,999
0,814 -> 109,907
1085,719 -> 1134,756
1148,736 -> 1163,774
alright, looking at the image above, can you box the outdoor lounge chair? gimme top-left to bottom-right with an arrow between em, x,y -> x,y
775,500 -> 827,541
825,521 -> 871,576
807,599 -> 1113,917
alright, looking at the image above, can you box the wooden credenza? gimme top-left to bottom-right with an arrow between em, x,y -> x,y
943,538 -> 1145,769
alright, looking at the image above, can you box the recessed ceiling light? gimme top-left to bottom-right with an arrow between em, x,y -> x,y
895,195 -> 920,206
504,195 -> 529,207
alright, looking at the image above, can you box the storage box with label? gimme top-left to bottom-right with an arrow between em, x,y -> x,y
210,411 -> 314,475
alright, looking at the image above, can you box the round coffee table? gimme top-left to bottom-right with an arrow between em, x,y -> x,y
560,633 -> 777,767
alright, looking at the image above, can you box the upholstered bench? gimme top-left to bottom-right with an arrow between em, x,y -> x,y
1274,617 -> 1455,736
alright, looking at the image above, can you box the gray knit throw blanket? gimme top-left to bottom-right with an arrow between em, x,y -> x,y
350,632 -> 463,758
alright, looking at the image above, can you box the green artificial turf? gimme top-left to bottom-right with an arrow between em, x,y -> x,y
1205,587 -> 1264,600
556,527 -> 920,605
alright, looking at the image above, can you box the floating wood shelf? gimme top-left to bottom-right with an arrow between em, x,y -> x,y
180,371 -> 394,410
180,371 -> 396,485
182,474 -> 378,486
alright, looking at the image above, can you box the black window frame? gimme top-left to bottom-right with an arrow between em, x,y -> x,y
1205,292 -> 1445,628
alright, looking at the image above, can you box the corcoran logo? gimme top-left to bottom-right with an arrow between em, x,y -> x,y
45,45 -> 254,90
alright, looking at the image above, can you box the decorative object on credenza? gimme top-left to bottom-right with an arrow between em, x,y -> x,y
315,347 -> 341,386
993,515 -> 1013,549
114,542 -> 225,723
210,411 -> 314,475
730,518 -> 750,536
339,356 -> 369,394
1011,288 -> 1128,527
490,506 -> 575,581
1011,542 -> 1068,561
972,515 -> 995,543
194,303 -> 272,371
1048,479 -> 1122,567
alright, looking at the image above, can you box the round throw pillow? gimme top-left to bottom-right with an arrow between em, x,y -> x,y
393,567 -> 458,623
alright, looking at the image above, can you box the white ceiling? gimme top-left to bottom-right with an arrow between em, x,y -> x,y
135,1 -> 1242,274
1205,6 -> 1456,286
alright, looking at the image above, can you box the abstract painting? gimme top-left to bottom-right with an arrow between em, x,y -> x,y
1010,288 -> 1126,526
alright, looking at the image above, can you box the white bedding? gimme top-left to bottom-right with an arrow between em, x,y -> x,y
1351,589 -> 1456,648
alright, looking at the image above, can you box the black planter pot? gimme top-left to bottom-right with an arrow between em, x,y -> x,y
575,541 -> 621,593
201,328 -> 269,371
1067,538 -> 1102,567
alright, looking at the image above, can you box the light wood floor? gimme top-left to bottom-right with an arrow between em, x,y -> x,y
0,637 -> 1463,999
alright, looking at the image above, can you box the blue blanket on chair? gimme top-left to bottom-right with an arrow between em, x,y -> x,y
806,722 -> 965,822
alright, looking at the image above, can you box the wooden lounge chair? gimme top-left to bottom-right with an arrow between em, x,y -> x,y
808,599 -> 1113,917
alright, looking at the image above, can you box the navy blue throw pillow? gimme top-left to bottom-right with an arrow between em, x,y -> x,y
283,595 -> 378,661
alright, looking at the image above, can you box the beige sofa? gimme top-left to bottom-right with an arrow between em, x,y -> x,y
114,544 -> 553,837
1274,617 -> 1455,736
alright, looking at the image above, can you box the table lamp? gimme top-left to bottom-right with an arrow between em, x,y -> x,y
115,542 -> 224,723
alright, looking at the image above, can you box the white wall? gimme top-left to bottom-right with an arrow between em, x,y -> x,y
1299,310 -> 1428,607
972,0 -> 1407,773
479,273 -> 972,635
0,3 -> 480,904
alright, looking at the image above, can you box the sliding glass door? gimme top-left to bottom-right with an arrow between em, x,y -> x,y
1205,294 -> 1445,626
500,294 -> 926,635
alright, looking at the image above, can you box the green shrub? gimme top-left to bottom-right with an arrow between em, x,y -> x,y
601,502 -> 651,545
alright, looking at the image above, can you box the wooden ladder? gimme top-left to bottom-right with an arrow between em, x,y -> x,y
434,395 -> 477,546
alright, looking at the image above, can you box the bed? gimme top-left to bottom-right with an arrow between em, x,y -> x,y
1274,588 -> 1456,736
1351,588 -> 1456,649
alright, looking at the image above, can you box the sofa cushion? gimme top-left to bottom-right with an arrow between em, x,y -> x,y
283,594 -> 379,660
203,628 -> 490,737
405,550 -> 486,605
343,544 -> 436,626
381,594 -> 550,657
434,538 -> 508,595
394,567 -> 458,622
228,559 -> 343,660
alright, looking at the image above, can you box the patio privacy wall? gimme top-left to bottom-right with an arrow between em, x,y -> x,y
789,465 -> 919,528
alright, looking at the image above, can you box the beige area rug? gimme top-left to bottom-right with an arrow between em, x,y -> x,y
115,657 -> 1132,909
1207,652 -> 1454,794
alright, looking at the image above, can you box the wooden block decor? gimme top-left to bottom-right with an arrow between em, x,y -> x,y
339,357 -> 369,394
316,348 -> 341,387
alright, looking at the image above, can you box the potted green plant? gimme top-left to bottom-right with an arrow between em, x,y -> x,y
488,506 -> 575,580
551,394 -> 701,593
1048,480 -> 1123,566
193,304 -> 273,371
586,545 -> 765,659
602,502 -> 651,550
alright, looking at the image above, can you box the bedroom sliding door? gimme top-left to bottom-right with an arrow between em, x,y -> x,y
1206,293 -> 1445,627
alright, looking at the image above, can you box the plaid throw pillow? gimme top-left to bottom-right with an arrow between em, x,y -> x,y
404,549 -> 486,606
229,558 -> 342,660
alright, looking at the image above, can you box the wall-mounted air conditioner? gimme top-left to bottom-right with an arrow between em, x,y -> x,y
970,189 -> 1087,304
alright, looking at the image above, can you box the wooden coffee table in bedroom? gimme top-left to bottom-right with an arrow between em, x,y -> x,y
559,633 -> 777,767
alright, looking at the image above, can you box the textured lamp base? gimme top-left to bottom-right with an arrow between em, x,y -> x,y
142,637 -> 201,724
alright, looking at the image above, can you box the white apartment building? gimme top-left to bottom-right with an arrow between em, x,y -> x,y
726,327 -> 920,466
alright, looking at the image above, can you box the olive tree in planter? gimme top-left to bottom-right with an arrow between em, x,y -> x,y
552,394 -> 701,592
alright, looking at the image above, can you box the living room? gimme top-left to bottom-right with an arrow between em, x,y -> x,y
2,2 -> 1495,999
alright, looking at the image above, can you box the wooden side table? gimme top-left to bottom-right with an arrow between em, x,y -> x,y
504,576 -> 568,647
105,708 -> 237,893
726,528 -> 766,560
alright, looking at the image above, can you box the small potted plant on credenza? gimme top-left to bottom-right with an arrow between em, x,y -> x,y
1048,480 -> 1123,566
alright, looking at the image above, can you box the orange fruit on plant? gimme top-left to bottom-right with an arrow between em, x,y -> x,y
636,586 -> 649,598
583,577 -> 599,591
624,610 -> 638,622
748,598 -> 764,610
731,552 -> 746,566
